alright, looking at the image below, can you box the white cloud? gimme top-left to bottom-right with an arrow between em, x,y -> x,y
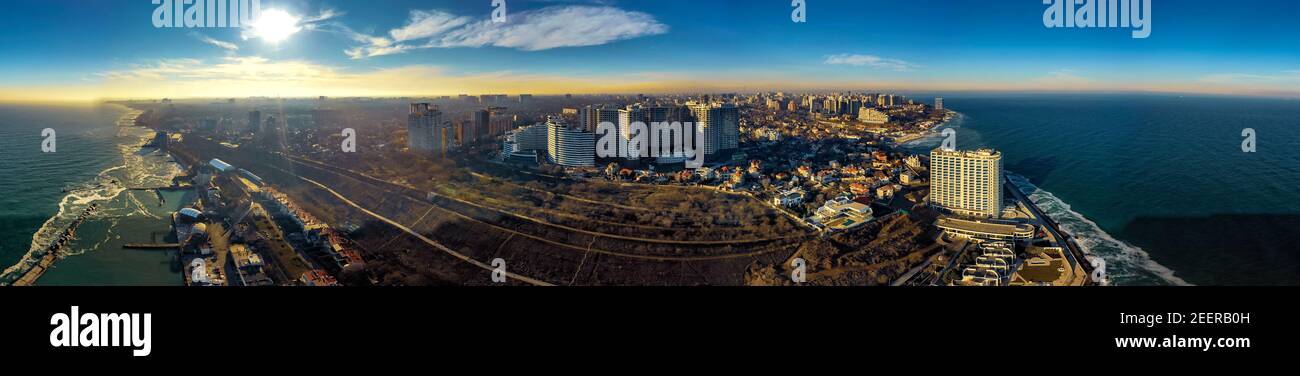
823,54 -> 916,71
97,57 -> 339,83
191,33 -> 239,52
302,8 -> 345,24
390,10 -> 473,42
1033,68 -> 1091,87
344,5 -> 668,59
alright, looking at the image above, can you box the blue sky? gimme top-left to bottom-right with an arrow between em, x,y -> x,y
1,0 -> 1297,101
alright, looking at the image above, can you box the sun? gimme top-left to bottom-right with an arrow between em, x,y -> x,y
248,9 -> 302,44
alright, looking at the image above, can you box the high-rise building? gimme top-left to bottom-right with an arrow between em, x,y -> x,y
487,107 -> 511,136
579,105 -> 619,133
644,106 -> 670,125
248,110 -> 261,134
935,97 -> 944,111
514,123 -> 548,151
617,106 -> 643,159
408,103 -> 448,157
929,148 -> 1003,218
546,117 -> 595,167
472,109 -> 490,140
611,105 -> 673,160
687,101 -> 739,157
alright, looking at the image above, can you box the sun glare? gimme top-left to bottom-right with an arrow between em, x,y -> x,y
248,9 -> 302,44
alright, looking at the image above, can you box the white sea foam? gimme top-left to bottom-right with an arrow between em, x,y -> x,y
1006,173 -> 1191,286
1,107 -> 182,283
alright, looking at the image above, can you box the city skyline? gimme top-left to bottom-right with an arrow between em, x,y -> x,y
2,0 -> 1299,102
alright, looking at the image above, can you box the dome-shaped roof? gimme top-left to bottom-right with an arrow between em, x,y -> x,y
177,208 -> 205,223
178,207 -> 202,217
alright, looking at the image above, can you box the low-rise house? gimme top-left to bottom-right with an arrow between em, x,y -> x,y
773,188 -> 805,207
810,196 -> 874,231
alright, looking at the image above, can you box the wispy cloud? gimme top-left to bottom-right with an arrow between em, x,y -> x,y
1199,71 -> 1300,84
190,32 -> 239,52
390,10 -> 474,42
823,54 -> 916,72
96,57 -> 339,83
1033,68 -> 1091,86
343,5 -> 668,59
302,8 -> 345,25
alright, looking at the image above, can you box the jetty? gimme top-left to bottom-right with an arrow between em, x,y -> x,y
10,203 -> 98,286
123,243 -> 181,250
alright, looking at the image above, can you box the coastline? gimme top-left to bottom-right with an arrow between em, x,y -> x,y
1005,173 -> 1190,286
0,106 -> 184,286
900,109 -> 1185,286
893,111 -> 960,148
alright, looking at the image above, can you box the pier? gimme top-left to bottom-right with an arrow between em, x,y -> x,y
123,243 -> 181,250
10,203 -> 98,286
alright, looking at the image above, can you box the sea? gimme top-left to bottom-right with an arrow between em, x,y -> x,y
903,93 -> 1300,286
0,103 -> 189,286
0,95 -> 1297,286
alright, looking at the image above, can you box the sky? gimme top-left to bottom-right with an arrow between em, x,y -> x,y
1,0 -> 1297,102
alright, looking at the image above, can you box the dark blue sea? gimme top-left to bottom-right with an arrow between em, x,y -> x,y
905,93 -> 1300,285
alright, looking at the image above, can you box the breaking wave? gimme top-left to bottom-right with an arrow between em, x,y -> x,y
1006,173 -> 1190,286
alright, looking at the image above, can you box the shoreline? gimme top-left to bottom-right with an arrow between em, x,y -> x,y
892,111 -> 959,148
1004,173 -> 1190,286
903,109 -> 1182,286
0,106 -> 173,286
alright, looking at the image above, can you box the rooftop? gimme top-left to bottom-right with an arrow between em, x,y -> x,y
936,216 -> 1035,238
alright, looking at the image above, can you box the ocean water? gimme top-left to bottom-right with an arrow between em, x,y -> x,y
905,94 -> 1300,286
0,103 -> 187,286
1,96 -> 1296,286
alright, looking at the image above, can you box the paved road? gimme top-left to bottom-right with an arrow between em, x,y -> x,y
1004,180 -> 1094,281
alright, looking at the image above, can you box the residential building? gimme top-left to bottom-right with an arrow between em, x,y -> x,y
408,103 -> 449,157
858,107 -> 890,124
546,117 -> 596,167
930,148 -> 1003,218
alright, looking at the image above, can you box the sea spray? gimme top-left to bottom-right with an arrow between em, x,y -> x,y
1006,173 -> 1190,286
0,107 -> 184,284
